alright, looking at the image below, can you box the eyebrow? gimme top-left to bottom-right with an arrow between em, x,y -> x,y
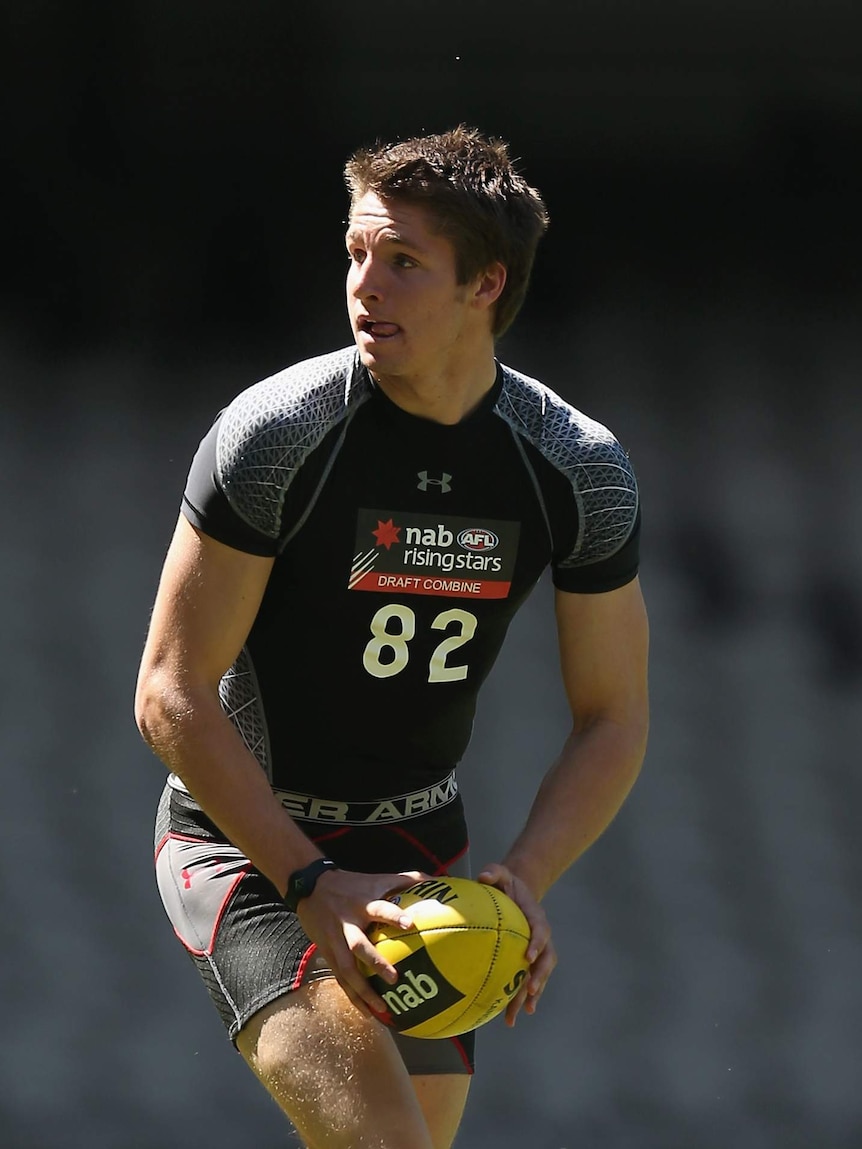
345,228 -> 424,251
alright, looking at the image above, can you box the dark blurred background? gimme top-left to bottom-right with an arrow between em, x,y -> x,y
3,2 -> 862,1146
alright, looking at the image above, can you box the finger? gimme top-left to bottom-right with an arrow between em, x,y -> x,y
335,940 -> 397,1013
524,915 -> 551,964
479,867 -> 548,960
512,956 -> 553,1019
477,863 -> 513,893
505,980 -> 531,1027
345,921 -> 404,987
378,870 -> 427,899
395,870 -> 429,884
366,898 -> 415,930
522,946 -> 557,1016
315,940 -> 382,1019
524,973 -> 551,1014
501,885 -> 548,962
524,989 -> 541,1015
347,974 -> 390,1017
531,943 -> 558,988
508,932 -> 556,1024
338,977 -> 378,1020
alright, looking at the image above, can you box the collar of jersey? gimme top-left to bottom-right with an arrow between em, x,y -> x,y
363,363 -> 504,433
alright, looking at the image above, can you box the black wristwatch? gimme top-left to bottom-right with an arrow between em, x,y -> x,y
284,858 -> 339,912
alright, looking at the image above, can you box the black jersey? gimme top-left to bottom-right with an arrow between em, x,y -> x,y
180,347 -> 640,804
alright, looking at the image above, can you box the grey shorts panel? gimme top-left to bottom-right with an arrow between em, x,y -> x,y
154,787 -> 474,1074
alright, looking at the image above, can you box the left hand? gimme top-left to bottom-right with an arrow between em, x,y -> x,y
478,862 -> 557,1026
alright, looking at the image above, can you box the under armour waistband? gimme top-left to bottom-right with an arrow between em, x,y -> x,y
272,771 -> 459,826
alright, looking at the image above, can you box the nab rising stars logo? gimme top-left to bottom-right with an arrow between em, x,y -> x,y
349,508 -> 519,600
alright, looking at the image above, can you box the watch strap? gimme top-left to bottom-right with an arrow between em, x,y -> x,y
284,858 -> 339,912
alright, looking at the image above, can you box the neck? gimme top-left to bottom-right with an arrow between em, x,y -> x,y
370,353 -> 498,426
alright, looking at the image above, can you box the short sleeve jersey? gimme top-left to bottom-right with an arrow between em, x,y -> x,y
182,347 -> 640,799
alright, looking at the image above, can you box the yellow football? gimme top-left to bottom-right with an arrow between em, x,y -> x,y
363,876 -> 531,1039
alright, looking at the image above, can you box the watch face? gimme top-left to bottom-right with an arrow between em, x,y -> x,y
285,875 -> 303,911
287,860 -> 334,910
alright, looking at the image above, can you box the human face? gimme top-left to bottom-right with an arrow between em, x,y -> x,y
345,192 -> 482,385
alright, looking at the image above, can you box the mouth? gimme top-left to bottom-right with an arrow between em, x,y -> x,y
357,315 -> 401,340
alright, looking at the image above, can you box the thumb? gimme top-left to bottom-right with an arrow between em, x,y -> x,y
393,870 -> 428,886
478,862 -> 510,886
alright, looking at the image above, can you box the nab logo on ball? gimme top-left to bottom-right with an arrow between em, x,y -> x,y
368,948 -> 465,1031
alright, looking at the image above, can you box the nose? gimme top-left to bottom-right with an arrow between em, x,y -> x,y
349,254 -> 383,303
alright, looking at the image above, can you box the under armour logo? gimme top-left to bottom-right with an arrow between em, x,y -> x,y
417,471 -> 452,493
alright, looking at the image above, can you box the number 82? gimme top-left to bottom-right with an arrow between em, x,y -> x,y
362,604 -> 478,683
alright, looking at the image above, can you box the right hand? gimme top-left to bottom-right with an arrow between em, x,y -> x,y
297,867 -> 427,1019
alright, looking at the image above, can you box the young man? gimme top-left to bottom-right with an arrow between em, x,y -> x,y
135,126 -> 649,1149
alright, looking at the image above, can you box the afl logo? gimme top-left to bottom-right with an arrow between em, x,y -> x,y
457,528 -> 499,552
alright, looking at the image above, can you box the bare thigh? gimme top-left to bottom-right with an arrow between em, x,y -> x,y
236,979 -> 435,1149
412,1074 -> 471,1149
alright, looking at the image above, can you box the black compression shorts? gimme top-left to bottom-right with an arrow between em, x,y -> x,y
154,783 -> 475,1075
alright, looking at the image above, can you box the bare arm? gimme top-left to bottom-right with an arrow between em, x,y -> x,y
135,515 -> 318,891
503,576 -> 649,894
135,515 -> 418,1016
480,576 -> 649,1021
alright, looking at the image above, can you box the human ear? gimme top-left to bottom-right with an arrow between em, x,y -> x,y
472,262 -> 507,311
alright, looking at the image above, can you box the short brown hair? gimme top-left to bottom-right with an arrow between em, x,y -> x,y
344,125 -> 549,338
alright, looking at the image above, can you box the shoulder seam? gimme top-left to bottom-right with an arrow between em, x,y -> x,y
215,348 -> 370,539
494,363 -> 639,567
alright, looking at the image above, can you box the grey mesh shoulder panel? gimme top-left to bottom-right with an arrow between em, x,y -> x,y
218,646 -> 271,778
216,347 -> 372,539
495,363 -> 639,567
